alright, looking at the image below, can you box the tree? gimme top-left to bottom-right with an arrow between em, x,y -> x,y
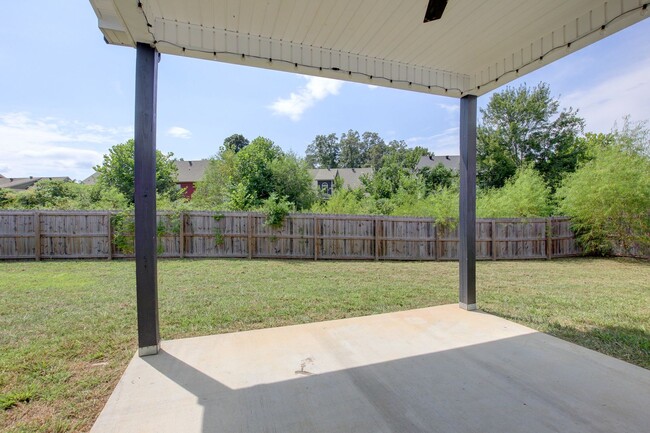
222,134 -> 249,153
338,130 -> 368,168
232,137 -> 283,206
557,136 -> 650,255
477,165 -> 551,218
196,136 -> 316,211
94,139 -> 179,204
418,164 -> 457,192
477,83 -> 585,190
305,133 -> 339,168
363,132 -> 387,169
269,153 -> 316,210
191,149 -> 237,209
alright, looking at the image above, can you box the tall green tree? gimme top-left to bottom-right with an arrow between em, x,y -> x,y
231,137 -> 282,206
305,133 -> 339,168
222,134 -> 249,153
338,130 -> 368,168
94,139 -> 179,204
270,152 -> 317,210
477,83 -> 585,190
196,136 -> 316,211
363,132 -> 387,169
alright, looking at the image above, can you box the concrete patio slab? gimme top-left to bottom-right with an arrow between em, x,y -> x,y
91,305 -> 650,433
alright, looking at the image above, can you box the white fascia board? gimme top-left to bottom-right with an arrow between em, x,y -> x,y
469,1 -> 649,95
91,0 -> 155,48
150,17 -> 471,98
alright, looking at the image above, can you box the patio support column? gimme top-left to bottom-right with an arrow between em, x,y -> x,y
459,94 -> 477,310
134,42 -> 160,356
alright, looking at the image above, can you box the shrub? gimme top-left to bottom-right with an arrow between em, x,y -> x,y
477,166 -> 551,218
556,146 -> 650,255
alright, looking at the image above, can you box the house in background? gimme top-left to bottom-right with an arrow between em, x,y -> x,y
82,160 -> 209,199
81,172 -> 100,185
309,169 -> 337,195
175,160 -> 209,198
308,167 -> 373,195
0,174 -> 72,190
416,155 -> 460,172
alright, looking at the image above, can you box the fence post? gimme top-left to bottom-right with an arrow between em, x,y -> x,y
247,213 -> 253,259
546,218 -> 553,260
34,212 -> 41,261
435,222 -> 441,261
491,220 -> 497,261
107,212 -> 113,260
179,212 -> 185,259
314,216 -> 319,261
374,217 -> 380,261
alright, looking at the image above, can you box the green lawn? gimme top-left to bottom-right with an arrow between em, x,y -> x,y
1,258 -> 648,432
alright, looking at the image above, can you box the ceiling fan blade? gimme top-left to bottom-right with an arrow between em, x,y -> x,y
423,0 -> 448,23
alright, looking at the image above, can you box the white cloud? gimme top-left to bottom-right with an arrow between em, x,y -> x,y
437,102 -> 459,113
0,112 -> 132,180
367,85 -> 379,90
269,76 -> 343,121
167,126 -> 192,139
406,127 -> 460,155
562,57 -> 650,133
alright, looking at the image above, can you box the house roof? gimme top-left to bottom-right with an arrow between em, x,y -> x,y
336,168 -> 373,190
308,168 -> 337,182
89,1 -> 647,98
82,172 -> 101,185
416,155 -> 460,172
175,160 -> 210,183
308,167 -> 373,190
82,160 -> 209,185
0,176 -> 72,190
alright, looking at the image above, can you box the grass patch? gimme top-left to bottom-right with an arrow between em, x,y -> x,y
0,391 -> 33,410
0,257 -> 648,431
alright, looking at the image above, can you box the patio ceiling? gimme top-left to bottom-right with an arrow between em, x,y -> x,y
91,0 -> 648,97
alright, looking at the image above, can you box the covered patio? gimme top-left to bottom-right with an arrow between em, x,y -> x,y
88,0 -> 649,431
91,305 -> 650,432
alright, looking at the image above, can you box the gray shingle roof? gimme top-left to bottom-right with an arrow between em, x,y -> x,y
0,176 -> 72,190
81,160 -> 210,185
174,160 -> 209,183
308,167 -> 373,190
416,155 -> 460,172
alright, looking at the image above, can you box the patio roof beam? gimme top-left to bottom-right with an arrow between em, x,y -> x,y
459,94 -> 477,310
134,42 -> 160,356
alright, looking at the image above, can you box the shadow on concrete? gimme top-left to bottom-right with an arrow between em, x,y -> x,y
144,331 -> 650,433
486,310 -> 650,370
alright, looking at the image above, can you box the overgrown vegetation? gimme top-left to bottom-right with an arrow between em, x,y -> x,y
1,84 -> 648,255
1,258 -> 648,432
557,131 -> 650,255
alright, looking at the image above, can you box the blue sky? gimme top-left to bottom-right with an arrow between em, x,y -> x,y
1,3 -> 648,181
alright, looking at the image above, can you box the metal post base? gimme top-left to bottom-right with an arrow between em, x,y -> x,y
138,344 -> 160,357
459,302 -> 477,311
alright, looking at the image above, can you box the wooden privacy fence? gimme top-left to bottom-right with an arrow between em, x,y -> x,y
0,211 -> 582,261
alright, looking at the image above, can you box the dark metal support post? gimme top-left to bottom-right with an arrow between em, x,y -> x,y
134,43 -> 160,356
459,95 -> 477,310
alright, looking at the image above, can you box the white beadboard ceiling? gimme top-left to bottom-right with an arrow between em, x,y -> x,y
89,0 -> 649,97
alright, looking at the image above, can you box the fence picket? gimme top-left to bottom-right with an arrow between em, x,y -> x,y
0,210 -> 594,261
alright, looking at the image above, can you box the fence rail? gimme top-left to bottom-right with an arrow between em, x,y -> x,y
0,210 -> 586,261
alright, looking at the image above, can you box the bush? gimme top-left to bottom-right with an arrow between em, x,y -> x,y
477,166 -> 552,218
262,193 -> 294,228
556,146 -> 650,255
